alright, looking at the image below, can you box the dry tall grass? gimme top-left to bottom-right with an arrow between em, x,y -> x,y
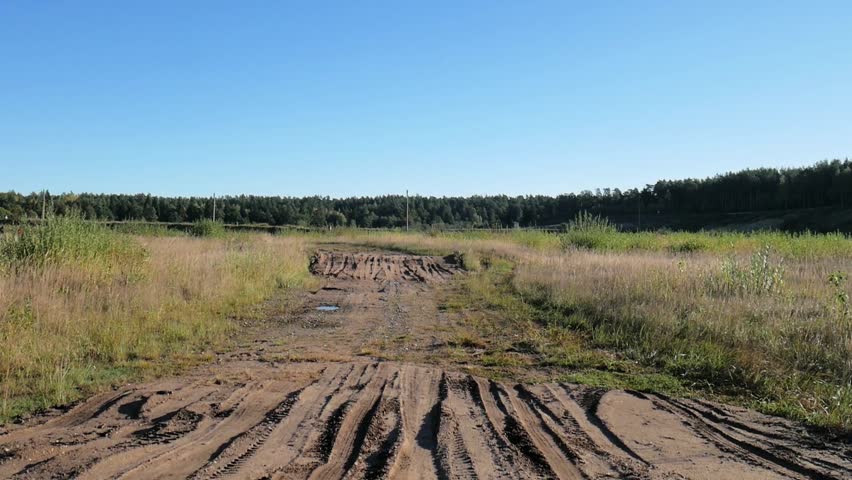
513,249 -> 852,427
0,232 -> 308,420
317,229 -> 852,428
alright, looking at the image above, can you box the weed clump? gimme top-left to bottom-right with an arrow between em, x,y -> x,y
828,271 -> 850,318
707,245 -> 785,296
458,250 -> 482,271
559,212 -> 618,250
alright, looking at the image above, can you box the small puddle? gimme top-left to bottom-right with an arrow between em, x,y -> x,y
316,305 -> 339,312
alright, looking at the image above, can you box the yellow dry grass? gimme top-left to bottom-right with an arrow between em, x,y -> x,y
0,234 -> 309,420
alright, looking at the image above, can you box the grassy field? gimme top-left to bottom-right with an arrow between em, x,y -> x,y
312,225 -> 852,430
3,218 -> 851,431
0,217 -> 310,421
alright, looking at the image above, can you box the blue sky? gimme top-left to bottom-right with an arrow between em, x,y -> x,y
1,1 -> 850,197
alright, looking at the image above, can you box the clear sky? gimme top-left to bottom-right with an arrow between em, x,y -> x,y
1,1 -> 850,198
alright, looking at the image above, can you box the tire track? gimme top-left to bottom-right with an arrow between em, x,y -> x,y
508,385 -> 587,479
3,365 -> 850,480
307,365 -> 392,479
264,363 -> 381,478
388,368 -> 446,480
188,388 -> 304,479
531,385 -> 650,478
2,384 -> 221,480
481,379 -> 560,479
443,375 -> 521,479
646,392 -> 845,480
560,385 -> 648,464
346,372 -> 404,479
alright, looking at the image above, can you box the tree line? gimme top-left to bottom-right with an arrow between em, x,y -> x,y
2,159 -> 850,229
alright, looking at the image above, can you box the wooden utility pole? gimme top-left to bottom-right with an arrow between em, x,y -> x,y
406,190 -> 409,231
41,190 -> 46,220
212,194 -> 217,222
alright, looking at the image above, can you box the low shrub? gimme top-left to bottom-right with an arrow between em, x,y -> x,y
191,220 -> 226,237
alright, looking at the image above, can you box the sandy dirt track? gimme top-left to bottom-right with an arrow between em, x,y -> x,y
1,250 -> 849,479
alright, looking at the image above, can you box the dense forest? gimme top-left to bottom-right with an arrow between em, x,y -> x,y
2,159 -> 851,229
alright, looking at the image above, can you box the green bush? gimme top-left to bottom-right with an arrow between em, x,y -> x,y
191,220 -> 226,237
668,238 -> 706,253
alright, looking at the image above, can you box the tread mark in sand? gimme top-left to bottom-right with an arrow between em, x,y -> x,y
537,385 -> 650,479
305,366 -> 373,466
88,391 -> 133,420
360,397 -> 403,479
443,417 -> 477,480
310,251 -> 458,283
513,385 -> 583,464
457,376 -> 515,478
644,392 -> 842,480
536,385 -> 609,457
188,387 -> 305,479
419,373 -> 466,480
287,365 -> 355,447
307,377 -> 389,478
338,380 -> 389,474
285,365 -> 356,450
562,385 -> 646,463
124,408 -> 204,448
486,380 -> 558,479
316,400 -> 353,463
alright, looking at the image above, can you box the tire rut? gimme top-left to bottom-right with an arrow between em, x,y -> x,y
307,365 -> 391,479
188,388 -> 304,479
3,365 -> 850,480
647,392 -> 846,480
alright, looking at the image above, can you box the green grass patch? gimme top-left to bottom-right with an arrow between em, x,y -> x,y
191,219 -> 227,237
555,370 -> 688,396
1,214 -> 146,271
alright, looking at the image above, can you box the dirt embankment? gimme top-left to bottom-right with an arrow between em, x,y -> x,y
1,250 -> 849,479
310,251 -> 460,283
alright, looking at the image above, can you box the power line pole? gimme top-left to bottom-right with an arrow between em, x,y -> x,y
41,190 -> 46,220
406,190 -> 409,231
212,194 -> 217,222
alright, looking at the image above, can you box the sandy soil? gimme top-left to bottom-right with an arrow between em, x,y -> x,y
1,249 -> 849,479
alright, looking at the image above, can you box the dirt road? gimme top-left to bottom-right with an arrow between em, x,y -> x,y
1,250 -> 849,479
